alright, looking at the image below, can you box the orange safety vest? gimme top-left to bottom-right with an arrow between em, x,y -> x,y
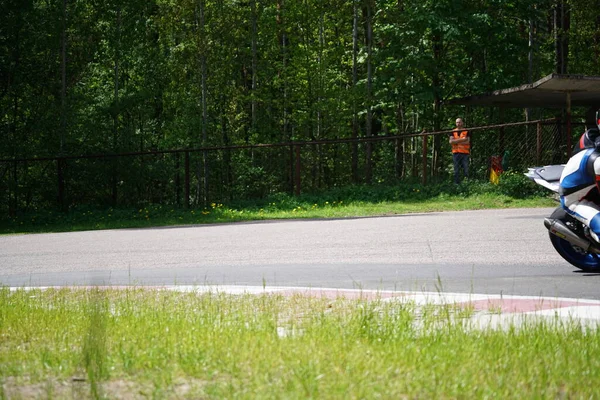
451,129 -> 470,154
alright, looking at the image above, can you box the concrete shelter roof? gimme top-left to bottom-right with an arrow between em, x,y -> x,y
446,74 -> 600,108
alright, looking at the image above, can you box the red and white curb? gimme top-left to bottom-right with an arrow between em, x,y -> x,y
10,285 -> 600,328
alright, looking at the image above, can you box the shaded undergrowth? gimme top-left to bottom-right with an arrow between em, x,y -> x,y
1,177 -> 553,234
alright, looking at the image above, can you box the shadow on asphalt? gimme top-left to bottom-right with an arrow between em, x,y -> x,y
120,212 -> 443,231
573,270 -> 600,277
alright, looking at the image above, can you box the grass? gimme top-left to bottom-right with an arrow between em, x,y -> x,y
0,178 -> 555,234
1,287 -> 598,399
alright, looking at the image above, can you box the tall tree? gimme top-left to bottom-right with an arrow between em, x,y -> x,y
60,0 -> 68,153
197,0 -> 209,206
351,0 -> 360,183
364,0 -> 374,184
554,0 -> 570,74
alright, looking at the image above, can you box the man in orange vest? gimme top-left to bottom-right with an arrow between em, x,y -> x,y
449,117 -> 471,184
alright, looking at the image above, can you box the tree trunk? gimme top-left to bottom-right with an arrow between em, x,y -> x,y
595,13 -> 600,67
277,0 -> 292,192
365,0 -> 373,185
526,16 -> 534,121
431,30 -> 442,177
112,6 -> 121,207
317,11 -> 325,187
351,0 -> 359,183
251,0 -> 258,132
199,0 -> 209,207
277,0 -> 289,139
9,15 -> 21,216
60,0 -> 67,153
554,0 -> 570,74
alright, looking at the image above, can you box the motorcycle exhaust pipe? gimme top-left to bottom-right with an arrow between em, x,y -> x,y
544,218 -> 593,252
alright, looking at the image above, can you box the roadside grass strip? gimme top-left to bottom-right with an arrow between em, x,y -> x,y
2,286 -> 600,399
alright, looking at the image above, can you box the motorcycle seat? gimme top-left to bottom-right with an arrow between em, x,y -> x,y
534,165 -> 565,182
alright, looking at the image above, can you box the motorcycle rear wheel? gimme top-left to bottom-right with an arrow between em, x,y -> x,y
548,207 -> 600,272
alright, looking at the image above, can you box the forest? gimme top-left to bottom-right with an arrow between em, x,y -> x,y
1,0 -> 599,212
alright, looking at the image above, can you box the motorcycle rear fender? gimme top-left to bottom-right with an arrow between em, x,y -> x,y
525,164 -> 564,193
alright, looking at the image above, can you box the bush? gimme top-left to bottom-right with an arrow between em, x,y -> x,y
496,171 -> 547,198
230,153 -> 278,199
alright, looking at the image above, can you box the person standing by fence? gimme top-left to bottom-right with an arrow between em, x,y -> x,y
449,117 -> 471,184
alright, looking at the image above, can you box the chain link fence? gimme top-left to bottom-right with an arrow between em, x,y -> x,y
464,120 -> 568,178
0,119 -> 575,215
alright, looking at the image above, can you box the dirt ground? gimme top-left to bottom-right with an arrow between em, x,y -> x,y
2,376 -> 207,399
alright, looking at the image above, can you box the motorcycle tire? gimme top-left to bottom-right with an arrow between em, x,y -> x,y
548,206 -> 600,272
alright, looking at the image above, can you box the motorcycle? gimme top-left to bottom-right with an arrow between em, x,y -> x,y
526,165 -> 600,271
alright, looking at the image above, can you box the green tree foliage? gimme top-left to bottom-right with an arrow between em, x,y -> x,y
0,0 -> 598,211
568,0 -> 600,75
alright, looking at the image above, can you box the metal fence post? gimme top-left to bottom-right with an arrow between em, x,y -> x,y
289,145 -> 294,195
421,134 -> 427,185
175,152 -> 181,207
395,137 -> 402,178
57,158 -> 65,211
111,158 -> 117,208
499,107 -> 505,156
184,151 -> 190,208
295,144 -> 301,196
10,160 -> 17,216
536,122 -> 542,165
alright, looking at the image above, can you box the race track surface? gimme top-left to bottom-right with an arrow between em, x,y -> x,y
2,207 -> 599,299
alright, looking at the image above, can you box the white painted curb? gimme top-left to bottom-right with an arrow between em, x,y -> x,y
10,285 -> 600,327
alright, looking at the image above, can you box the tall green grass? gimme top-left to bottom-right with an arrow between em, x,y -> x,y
1,288 -> 598,399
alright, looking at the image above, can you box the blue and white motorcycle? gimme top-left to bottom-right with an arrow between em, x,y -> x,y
526,165 -> 600,271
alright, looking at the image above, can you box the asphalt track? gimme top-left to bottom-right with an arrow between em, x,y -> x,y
1,207 -> 600,298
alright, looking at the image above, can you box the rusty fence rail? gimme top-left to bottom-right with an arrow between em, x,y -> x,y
0,119 -> 572,214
